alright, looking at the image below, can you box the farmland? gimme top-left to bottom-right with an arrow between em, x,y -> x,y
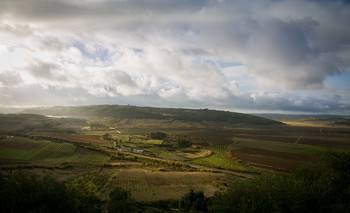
0,133 -> 237,201
0,136 -> 109,162
1,108 -> 349,174
1,105 -> 350,209
192,145 -> 256,172
21,167 -> 232,201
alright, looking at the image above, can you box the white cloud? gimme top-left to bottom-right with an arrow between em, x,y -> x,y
0,71 -> 22,87
0,0 -> 349,113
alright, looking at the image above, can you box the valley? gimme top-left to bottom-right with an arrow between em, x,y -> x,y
1,105 -> 349,211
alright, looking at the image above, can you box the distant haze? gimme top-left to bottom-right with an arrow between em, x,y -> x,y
0,0 -> 349,114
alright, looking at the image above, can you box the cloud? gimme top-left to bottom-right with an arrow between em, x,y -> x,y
0,71 -> 22,87
0,0 -> 349,113
27,60 -> 67,81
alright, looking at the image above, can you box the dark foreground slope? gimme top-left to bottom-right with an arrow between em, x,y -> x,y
22,105 -> 283,126
1,152 -> 349,213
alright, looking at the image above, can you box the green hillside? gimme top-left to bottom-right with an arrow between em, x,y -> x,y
21,105 -> 283,126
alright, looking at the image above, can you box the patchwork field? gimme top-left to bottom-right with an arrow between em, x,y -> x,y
0,136 -> 110,162
1,109 -> 350,206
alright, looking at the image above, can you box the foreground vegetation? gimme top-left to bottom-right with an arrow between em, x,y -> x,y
210,152 -> 350,213
1,152 -> 349,212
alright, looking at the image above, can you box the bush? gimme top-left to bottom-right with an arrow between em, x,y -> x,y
90,121 -> 106,129
148,132 -> 167,140
102,133 -> 112,140
179,189 -> 208,212
0,171 -> 102,213
108,187 -> 136,213
209,152 -> 350,213
175,136 -> 192,148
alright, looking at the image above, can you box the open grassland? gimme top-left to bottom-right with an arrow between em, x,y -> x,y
191,145 -> 256,172
0,137 -> 109,162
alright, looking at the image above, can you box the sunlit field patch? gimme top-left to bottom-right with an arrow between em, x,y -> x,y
191,145 -> 256,172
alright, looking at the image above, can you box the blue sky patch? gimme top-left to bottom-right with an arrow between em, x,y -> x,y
325,72 -> 350,89
73,41 -> 109,62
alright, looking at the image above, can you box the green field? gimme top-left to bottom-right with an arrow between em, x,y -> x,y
0,137 -> 109,162
67,171 -> 112,195
191,145 -> 256,172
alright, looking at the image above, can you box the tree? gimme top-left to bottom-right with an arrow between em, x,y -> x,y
175,136 -> 192,148
179,189 -> 208,212
148,131 -> 167,140
0,171 -> 102,213
209,152 -> 350,213
108,187 -> 136,213
102,133 -> 112,140
90,121 -> 106,129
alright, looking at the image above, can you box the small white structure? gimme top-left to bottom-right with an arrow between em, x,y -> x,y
135,149 -> 144,154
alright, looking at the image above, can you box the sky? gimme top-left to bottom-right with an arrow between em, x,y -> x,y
0,0 -> 349,114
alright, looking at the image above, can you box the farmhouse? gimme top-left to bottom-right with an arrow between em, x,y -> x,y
134,149 -> 144,154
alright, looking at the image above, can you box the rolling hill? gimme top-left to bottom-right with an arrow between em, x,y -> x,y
21,105 -> 283,126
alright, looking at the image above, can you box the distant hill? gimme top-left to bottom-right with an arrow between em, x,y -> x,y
0,113 -> 86,132
0,114 -> 48,132
0,108 -> 24,114
253,113 -> 346,120
21,105 -> 283,126
254,113 -> 350,127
